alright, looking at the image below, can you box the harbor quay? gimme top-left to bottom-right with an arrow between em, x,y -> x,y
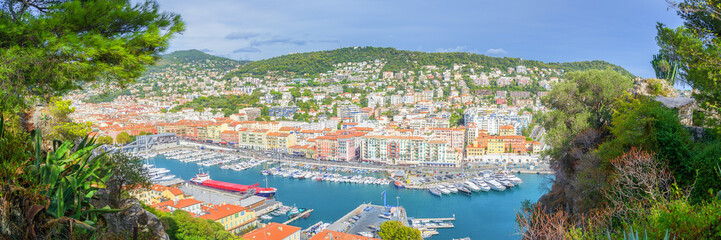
171,140 -> 552,175
151,144 -> 550,192
322,203 -> 408,239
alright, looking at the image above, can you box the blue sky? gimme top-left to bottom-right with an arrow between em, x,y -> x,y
156,0 -> 684,78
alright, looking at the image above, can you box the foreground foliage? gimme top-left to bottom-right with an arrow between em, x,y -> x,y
144,206 -> 242,240
378,221 -> 422,240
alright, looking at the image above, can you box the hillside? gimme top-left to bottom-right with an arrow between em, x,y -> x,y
148,49 -> 249,72
226,46 -> 633,77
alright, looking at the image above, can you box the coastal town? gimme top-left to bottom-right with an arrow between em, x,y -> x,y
67,50 -> 552,170
56,50 -> 564,239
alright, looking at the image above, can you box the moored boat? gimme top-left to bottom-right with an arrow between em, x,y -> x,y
190,168 -> 277,198
429,188 -> 442,197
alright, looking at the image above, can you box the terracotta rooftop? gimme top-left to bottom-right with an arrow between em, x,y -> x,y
243,223 -> 301,240
197,204 -> 247,221
309,230 -> 380,240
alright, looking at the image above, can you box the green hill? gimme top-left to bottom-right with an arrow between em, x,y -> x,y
161,49 -> 240,64
149,49 -> 249,72
226,46 -> 633,77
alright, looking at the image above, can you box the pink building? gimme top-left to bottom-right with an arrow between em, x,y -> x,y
315,130 -> 366,161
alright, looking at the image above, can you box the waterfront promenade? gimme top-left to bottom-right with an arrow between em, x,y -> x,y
171,140 -> 552,175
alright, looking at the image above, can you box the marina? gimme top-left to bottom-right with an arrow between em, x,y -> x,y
148,148 -> 549,239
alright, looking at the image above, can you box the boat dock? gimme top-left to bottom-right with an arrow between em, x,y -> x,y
423,223 -> 454,229
412,215 -> 456,222
303,221 -> 324,232
409,215 -> 456,230
326,203 -> 408,238
283,209 -> 314,225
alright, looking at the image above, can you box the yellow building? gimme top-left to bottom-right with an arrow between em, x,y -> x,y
499,125 -> 515,136
199,204 -> 257,234
266,132 -> 296,152
132,185 -> 188,205
206,123 -> 229,141
487,136 -> 506,153
160,186 -> 186,201
238,128 -> 269,150
128,187 -> 154,205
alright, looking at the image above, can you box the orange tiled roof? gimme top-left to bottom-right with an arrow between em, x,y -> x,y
243,223 -> 301,240
309,230 -> 380,240
197,204 -> 247,221
167,187 -> 184,196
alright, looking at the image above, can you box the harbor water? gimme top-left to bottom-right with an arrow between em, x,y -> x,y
151,154 -> 550,239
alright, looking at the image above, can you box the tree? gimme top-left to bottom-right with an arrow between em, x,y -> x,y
378,221 -> 421,240
604,148 -> 674,220
160,108 -> 168,113
38,97 -> 93,143
302,89 -> 313,97
105,152 -> 150,208
0,0 -> 184,129
144,208 -> 241,240
116,132 -> 132,145
98,136 -> 114,145
290,88 -> 301,98
541,69 -> 632,156
261,106 -> 270,117
656,0 -> 721,129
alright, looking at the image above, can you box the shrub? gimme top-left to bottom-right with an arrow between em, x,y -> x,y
631,200 -> 721,239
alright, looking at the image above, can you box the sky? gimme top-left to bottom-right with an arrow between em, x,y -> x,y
155,0 -> 685,78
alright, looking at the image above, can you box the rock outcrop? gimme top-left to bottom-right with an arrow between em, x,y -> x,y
99,200 -> 169,240
93,189 -> 169,240
631,78 -> 679,97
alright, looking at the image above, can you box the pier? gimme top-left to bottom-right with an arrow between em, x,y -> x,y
410,215 -> 456,230
303,221 -> 323,233
412,215 -> 456,222
283,209 -> 314,225
423,223 -> 454,229
327,203 -> 408,238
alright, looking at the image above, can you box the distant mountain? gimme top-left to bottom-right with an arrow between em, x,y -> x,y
226,46 -> 633,77
160,49 -> 242,64
148,49 -> 249,72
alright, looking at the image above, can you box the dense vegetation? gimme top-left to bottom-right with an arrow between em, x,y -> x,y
519,4 -> 721,239
378,221 -> 422,240
225,46 -> 633,77
147,49 -> 249,72
169,92 -> 263,117
656,0 -> 721,132
0,0 -> 183,239
519,68 -> 721,239
144,207 -> 241,240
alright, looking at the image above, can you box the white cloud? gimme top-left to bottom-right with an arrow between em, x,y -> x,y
435,46 -> 467,53
486,48 -> 508,55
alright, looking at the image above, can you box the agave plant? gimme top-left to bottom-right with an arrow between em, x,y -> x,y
28,131 -> 121,231
607,227 -> 673,240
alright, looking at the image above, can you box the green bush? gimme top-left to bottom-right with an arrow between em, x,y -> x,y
144,206 -> 241,240
631,200 -> 721,240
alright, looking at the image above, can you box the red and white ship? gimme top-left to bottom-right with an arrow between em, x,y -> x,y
190,169 -> 277,198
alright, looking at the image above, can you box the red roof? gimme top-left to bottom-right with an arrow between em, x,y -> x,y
309,230 -> 380,240
198,204 -> 247,221
243,223 -> 300,240
167,187 -> 184,196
